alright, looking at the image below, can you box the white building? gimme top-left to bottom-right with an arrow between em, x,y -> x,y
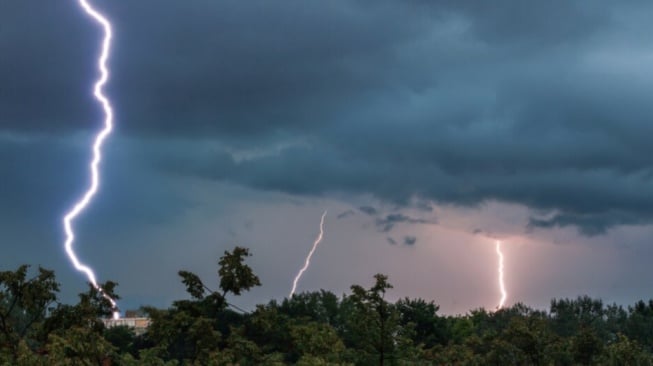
102,317 -> 150,335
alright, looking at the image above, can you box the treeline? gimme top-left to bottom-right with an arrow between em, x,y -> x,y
2,247 -> 653,365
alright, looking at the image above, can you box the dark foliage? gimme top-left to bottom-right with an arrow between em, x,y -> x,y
2,247 -> 653,365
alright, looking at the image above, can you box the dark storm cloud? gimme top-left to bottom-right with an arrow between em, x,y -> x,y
336,210 -> 355,219
415,202 -> 433,212
403,236 -> 417,246
4,1 -> 653,234
528,211 -> 647,237
359,206 -> 378,216
433,0 -> 610,45
375,214 -> 434,233
0,2 -> 100,134
0,137 -> 83,223
0,136 -> 186,233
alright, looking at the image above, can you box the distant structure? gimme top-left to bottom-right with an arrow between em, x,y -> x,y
102,311 -> 150,335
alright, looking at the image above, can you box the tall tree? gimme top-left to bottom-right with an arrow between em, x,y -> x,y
396,297 -> 447,348
144,246 -> 260,363
0,265 -> 59,360
345,274 -> 410,365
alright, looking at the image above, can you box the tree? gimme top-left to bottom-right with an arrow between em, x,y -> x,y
104,325 -> 136,356
279,290 -> 341,327
483,338 -> 528,365
571,326 -> 603,365
144,246 -> 260,363
218,246 -> 261,296
344,274 -> 410,365
0,265 -> 59,361
290,321 -> 345,362
625,300 -> 653,348
498,313 -> 552,365
604,303 -> 628,341
242,303 -> 292,359
11,249 -> 653,364
550,296 -> 604,337
424,343 -> 480,365
599,333 -> 653,365
395,297 -> 447,348
46,326 -> 117,365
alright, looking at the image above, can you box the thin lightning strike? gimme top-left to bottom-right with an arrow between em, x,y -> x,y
290,211 -> 327,297
62,0 -> 119,319
495,240 -> 507,309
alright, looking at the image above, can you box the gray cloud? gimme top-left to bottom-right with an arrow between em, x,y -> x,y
415,201 -> 434,212
403,236 -> 417,246
337,210 -> 355,219
0,136 -> 186,231
375,214 -> 435,233
3,0 -> 653,235
528,211 -> 646,237
359,206 -> 379,216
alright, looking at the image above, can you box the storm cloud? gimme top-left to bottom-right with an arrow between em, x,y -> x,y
403,236 -> 417,246
375,213 -> 434,233
4,0 -> 653,237
359,206 -> 379,216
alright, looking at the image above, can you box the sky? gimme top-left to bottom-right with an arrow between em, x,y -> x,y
2,0 -> 653,315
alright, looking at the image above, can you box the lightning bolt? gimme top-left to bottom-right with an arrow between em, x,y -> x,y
290,211 -> 327,297
62,0 -> 119,319
495,240 -> 507,309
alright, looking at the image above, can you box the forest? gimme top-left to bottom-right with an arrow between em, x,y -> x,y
2,246 -> 653,365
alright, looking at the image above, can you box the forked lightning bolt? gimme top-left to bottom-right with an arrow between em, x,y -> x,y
290,211 -> 327,297
496,240 -> 507,309
63,0 -> 119,319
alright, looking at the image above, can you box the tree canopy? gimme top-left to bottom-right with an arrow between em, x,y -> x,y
3,246 -> 653,365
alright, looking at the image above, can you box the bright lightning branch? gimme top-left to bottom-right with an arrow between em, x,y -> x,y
290,211 -> 327,297
62,0 -> 119,319
495,240 -> 507,309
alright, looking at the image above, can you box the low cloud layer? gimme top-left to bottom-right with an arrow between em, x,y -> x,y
3,0 -> 653,236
